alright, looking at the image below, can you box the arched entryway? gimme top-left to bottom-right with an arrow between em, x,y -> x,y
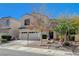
49,31 -> 54,40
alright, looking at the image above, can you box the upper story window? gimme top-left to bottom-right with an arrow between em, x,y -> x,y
24,19 -> 30,25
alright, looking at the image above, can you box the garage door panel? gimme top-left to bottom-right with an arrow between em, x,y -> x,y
19,32 -> 41,40
29,32 -> 40,40
19,32 -> 28,40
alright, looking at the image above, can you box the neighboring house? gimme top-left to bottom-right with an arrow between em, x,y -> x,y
0,17 -> 20,39
19,13 -> 49,40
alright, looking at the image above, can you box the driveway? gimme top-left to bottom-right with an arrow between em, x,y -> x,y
0,40 -> 79,56
0,48 -> 48,56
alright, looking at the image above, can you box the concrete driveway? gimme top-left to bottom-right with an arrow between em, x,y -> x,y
0,48 -> 48,56
0,40 -> 79,56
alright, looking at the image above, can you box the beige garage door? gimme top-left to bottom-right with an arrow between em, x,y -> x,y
19,32 -> 28,40
19,32 -> 41,40
29,32 -> 40,40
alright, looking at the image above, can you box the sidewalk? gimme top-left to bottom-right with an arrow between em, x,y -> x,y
0,40 -> 79,56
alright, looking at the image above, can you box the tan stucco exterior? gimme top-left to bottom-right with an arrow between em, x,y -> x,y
0,17 -> 21,39
19,13 -> 49,40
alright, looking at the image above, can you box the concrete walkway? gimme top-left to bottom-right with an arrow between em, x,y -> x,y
0,40 -> 79,56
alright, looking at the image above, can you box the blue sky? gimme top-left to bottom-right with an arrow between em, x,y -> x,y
0,3 -> 79,20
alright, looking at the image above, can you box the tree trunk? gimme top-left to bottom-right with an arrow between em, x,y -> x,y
64,34 -> 67,42
40,31 -> 43,45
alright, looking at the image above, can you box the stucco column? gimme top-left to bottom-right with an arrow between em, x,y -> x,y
53,31 -> 57,39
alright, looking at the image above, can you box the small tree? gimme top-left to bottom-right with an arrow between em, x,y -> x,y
54,15 -> 79,42
69,16 -> 79,34
54,23 -> 68,41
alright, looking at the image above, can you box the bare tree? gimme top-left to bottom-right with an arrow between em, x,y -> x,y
31,4 -> 49,45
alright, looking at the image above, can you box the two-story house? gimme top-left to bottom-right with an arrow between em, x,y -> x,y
19,13 -> 49,40
0,14 -> 57,41
0,17 -> 20,40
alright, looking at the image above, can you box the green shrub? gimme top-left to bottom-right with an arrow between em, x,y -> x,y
1,35 -> 12,41
63,42 -> 72,47
69,35 -> 75,41
1,39 -> 8,43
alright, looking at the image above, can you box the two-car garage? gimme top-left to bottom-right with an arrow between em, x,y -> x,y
19,29 -> 41,41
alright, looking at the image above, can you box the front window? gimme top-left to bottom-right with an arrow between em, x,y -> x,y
24,19 -> 30,25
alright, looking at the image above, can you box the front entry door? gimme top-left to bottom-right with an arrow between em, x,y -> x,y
49,31 -> 53,39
